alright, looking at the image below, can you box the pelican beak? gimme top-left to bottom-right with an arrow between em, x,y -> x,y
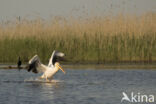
57,64 -> 66,74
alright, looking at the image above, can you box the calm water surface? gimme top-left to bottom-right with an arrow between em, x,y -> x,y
0,68 -> 156,104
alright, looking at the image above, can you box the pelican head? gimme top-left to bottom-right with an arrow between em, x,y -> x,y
55,62 -> 66,74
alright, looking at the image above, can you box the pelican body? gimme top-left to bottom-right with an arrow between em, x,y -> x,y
27,50 -> 65,81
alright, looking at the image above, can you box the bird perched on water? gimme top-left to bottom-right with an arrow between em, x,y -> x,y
27,50 -> 66,81
17,57 -> 22,70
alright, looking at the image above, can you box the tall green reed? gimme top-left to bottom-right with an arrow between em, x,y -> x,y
0,13 -> 155,63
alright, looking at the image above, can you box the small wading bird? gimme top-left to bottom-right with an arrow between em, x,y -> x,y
27,50 -> 66,81
17,57 -> 22,70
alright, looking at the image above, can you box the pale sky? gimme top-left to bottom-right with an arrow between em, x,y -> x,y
0,0 -> 155,21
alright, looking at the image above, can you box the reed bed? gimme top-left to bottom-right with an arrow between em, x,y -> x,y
0,13 -> 156,64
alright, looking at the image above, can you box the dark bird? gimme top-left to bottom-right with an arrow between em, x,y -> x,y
17,57 -> 22,70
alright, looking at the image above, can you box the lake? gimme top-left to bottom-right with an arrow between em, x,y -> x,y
0,68 -> 156,104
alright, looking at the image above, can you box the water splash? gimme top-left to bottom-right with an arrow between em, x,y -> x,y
24,77 -> 63,83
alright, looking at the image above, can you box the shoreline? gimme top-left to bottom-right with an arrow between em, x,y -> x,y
0,62 -> 156,70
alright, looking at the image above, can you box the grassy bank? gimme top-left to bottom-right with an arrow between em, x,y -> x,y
0,13 -> 156,64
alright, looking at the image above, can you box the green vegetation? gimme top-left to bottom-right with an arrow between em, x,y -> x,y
0,13 -> 156,64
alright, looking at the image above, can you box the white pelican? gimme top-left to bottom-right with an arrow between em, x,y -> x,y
27,50 -> 66,81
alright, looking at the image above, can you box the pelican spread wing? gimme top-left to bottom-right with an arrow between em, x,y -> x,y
48,50 -> 65,67
28,55 -> 47,73
27,50 -> 65,80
